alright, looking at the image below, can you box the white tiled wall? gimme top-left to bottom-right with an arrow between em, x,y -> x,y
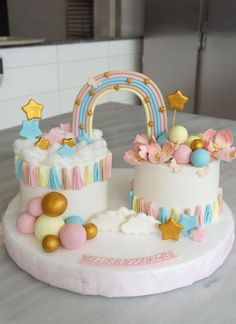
0,39 -> 143,130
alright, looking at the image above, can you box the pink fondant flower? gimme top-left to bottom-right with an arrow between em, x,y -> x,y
203,128 -> 236,161
124,150 -> 146,165
203,129 -> 216,149
148,141 -> 175,164
133,134 -> 156,152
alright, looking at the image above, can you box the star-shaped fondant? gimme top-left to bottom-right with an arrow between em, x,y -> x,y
45,129 -> 64,145
192,227 -> 206,243
60,123 -> 71,132
167,90 -> 189,111
34,137 -> 50,150
62,138 -> 76,147
19,120 -> 42,140
159,218 -> 183,241
179,214 -> 198,237
58,144 -> 75,157
21,99 -> 44,120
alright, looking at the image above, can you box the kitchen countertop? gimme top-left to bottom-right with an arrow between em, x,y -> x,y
0,102 -> 236,324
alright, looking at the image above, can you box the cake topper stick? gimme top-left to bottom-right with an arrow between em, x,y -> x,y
167,90 -> 189,127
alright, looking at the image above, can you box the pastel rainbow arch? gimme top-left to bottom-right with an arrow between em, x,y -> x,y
72,71 -> 168,140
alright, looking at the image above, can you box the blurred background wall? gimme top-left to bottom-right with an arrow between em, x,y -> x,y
0,0 -> 236,130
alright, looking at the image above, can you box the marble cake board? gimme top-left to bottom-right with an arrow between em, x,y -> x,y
2,169 -> 235,297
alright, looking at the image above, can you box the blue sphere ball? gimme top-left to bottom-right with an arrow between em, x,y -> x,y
157,133 -> 168,147
191,149 -> 210,168
65,216 -> 85,226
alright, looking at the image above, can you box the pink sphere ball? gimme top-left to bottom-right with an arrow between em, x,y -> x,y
173,144 -> 192,165
59,224 -> 86,250
27,197 -> 43,217
16,213 -> 36,234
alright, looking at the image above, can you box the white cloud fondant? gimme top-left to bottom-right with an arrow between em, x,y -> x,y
90,208 -> 159,234
14,128 -> 109,167
121,213 -> 160,234
90,207 -> 135,232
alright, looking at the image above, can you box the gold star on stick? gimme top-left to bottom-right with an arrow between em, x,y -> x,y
167,90 -> 189,111
159,218 -> 183,241
34,137 -> 50,150
167,90 -> 189,127
62,138 -> 76,147
21,99 -> 44,120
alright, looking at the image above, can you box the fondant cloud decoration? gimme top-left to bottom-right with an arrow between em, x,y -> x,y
90,207 -> 135,232
90,208 -> 160,234
121,213 -> 160,234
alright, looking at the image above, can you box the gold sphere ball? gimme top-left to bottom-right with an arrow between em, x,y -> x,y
191,139 -> 204,151
42,234 -> 60,252
42,192 -> 68,217
84,223 -> 98,240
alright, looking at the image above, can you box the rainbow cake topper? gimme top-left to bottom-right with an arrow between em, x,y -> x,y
72,71 -> 168,140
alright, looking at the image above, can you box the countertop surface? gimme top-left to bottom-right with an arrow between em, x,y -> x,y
0,102 -> 236,324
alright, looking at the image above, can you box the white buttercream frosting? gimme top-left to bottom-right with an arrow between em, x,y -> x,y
13,128 -> 109,167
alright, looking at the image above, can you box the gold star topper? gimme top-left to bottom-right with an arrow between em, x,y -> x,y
21,99 -> 44,120
167,90 -> 189,111
159,218 -> 183,241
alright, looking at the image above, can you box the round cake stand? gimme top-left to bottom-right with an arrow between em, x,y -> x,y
2,169 -> 235,297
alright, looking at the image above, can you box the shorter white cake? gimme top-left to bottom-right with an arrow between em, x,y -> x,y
133,160 -> 221,218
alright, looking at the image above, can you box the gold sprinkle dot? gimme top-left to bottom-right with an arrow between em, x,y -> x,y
148,121 -> 154,127
88,110 -> 93,116
89,90 -> 95,96
75,98 -> 81,105
144,97 -> 150,103
127,78 -> 132,84
79,123 -> 85,130
114,85 -> 120,91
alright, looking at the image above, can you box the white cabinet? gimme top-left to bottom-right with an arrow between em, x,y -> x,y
0,39 -> 143,130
